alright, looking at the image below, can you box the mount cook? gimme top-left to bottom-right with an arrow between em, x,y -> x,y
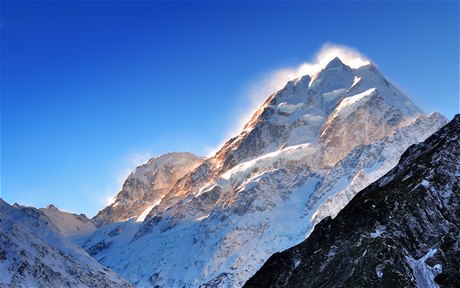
84,57 -> 447,287
0,55 -> 450,287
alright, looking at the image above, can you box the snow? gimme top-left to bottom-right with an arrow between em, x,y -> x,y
309,176 -> 350,223
277,102 -> 304,114
421,180 -> 430,187
286,124 -> 322,146
0,199 -> 129,287
352,76 -> 361,87
406,248 -> 442,288
195,183 -> 218,198
294,259 -> 301,268
327,246 -> 337,258
300,114 -> 325,124
221,143 -> 318,183
333,88 -> 376,119
136,200 -> 161,222
370,227 -> 385,238
41,205 -> 96,241
195,214 -> 210,222
322,88 -> 347,103
376,264 -> 384,278
0,260 -> 13,284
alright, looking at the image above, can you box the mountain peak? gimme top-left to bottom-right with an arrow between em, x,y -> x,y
92,152 -> 204,226
325,56 -> 345,69
453,113 -> 460,123
45,204 -> 58,210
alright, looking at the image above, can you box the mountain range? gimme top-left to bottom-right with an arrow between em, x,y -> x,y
1,55 -> 454,287
82,57 -> 447,287
0,199 -> 130,287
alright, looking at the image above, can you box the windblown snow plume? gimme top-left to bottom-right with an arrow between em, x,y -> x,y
230,43 -> 371,141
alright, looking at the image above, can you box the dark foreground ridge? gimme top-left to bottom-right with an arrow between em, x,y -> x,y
245,115 -> 460,288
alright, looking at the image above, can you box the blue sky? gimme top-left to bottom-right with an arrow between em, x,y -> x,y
2,1 -> 459,217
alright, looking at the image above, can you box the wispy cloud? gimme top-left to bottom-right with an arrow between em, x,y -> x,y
206,43 -> 370,156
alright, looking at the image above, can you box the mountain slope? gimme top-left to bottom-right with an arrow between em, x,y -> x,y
0,199 -> 131,287
244,114 -> 460,288
141,58 -> 433,228
93,152 -> 203,226
84,57 -> 447,287
41,204 -> 96,243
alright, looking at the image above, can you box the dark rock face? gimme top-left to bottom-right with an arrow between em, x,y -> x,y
245,115 -> 460,288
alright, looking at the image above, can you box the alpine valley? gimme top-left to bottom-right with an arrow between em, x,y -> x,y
1,55 -> 455,288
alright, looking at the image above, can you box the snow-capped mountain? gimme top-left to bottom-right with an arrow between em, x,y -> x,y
0,199 -> 131,287
83,57 -> 447,287
41,204 -> 96,243
92,152 -> 204,226
245,114 -> 460,288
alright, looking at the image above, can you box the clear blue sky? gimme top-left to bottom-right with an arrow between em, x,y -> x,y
2,1 -> 458,217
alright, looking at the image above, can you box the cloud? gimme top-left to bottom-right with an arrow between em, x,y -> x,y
204,43 -> 369,156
